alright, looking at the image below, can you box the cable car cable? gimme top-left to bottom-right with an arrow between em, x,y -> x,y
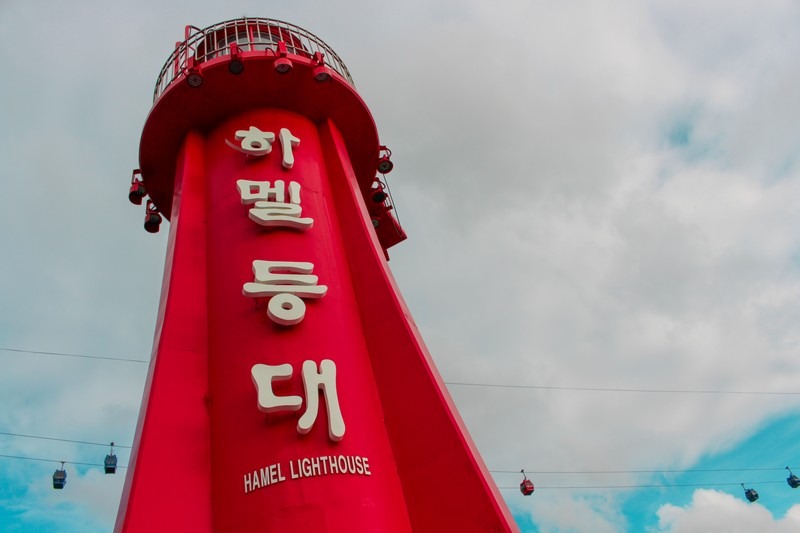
6,345 -> 800,396
496,480 -> 787,490
0,443 -> 800,490
0,430 -> 131,449
0,452 -> 127,469
490,467 -> 797,475
0,452 -> 785,491
4,345 -> 799,396
0,347 -> 148,364
2,452 -> 799,492
446,381 -> 800,396
2,427 -> 796,479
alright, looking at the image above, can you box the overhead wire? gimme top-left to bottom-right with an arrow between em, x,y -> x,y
446,381 -> 800,396
0,427 -> 795,481
0,453 -> 127,469
3,346 -> 800,492
2,453 -> 788,491
0,451 -> 790,490
0,431 -> 131,449
4,346 -> 800,396
0,347 -> 148,364
490,467 -> 800,491
497,480 -> 787,490
490,467 -> 795,475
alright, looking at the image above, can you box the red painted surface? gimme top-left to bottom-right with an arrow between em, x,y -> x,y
118,19 -> 517,532
116,132 -> 212,532
203,108 -> 412,531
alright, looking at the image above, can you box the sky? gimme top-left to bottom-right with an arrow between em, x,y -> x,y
2,0 -> 800,531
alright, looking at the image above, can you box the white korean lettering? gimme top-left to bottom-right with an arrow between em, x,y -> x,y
298,359 -> 345,441
243,261 -> 327,325
231,126 -> 275,156
236,180 -> 312,230
278,128 -> 300,169
227,126 -> 299,167
237,179 -> 289,203
267,293 -> 306,326
251,363 -> 303,413
250,360 -> 345,442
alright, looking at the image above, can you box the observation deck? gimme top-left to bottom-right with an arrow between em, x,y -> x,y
138,17 -> 395,244
152,18 -> 354,100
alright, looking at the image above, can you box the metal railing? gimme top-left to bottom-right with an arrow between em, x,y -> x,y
153,18 -> 354,101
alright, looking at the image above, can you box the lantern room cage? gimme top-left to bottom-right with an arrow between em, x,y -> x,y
137,17 -> 406,251
153,18 -> 354,101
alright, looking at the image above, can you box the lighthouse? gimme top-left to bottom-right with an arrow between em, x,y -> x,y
118,18 -> 516,532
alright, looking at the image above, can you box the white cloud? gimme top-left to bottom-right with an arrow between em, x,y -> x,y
516,492 -> 627,533
3,0 -> 800,531
656,489 -> 800,533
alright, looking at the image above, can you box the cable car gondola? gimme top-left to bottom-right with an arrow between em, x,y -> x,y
787,467 -> 800,488
104,442 -> 117,474
741,483 -> 759,502
53,462 -> 67,489
519,469 -> 534,496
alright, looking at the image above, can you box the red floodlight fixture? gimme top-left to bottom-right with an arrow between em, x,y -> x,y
144,200 -> 162,233
274,41 -> 293,74
312,51 -> 331,82
128,169 -> 146,205
377,145 -> 393,174
185,56 -> 204,88
371,178 -> 388,203
228,42 -> 245,75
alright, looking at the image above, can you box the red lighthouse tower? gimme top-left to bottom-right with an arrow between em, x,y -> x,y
118,18 -> 516,532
